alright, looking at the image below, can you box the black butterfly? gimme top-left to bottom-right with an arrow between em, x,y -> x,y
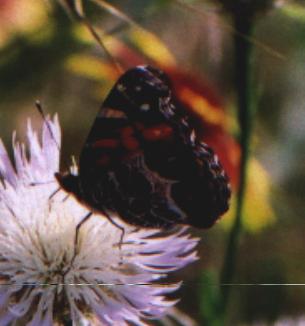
55,65 -> 230,234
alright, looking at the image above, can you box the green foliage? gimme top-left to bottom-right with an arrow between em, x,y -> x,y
0,8 -> 83,103
200,270 -> 222,326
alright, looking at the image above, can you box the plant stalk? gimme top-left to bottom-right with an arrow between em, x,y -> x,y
219,12 -> 255,318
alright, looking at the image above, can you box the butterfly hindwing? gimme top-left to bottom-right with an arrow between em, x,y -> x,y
62,65 -> 230,228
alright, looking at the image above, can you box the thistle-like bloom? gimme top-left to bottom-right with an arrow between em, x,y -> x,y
0,115 -> 198,325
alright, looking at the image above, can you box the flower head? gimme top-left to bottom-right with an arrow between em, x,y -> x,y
0,115 -> 198,325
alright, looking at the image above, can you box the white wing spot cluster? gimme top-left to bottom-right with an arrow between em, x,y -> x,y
140,103 -> 150,112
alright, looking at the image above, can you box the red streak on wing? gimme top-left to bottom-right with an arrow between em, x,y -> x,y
142,123 -> 173,141
92,139 -> 120,148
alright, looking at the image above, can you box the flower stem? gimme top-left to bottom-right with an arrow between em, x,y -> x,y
219,13 -> 255,318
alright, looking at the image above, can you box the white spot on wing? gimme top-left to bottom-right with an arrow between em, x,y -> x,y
117,83 -> 126,92
190,130 -> 196,143
140,104 -> 150,112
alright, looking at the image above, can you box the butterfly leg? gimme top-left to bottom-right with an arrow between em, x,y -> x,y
74,211 -> 93,255
101,210 -> 126,265
29,180 -> 56,186
63,212 -> 93,277
61,194 -> 70,202
30,180 -> 59,211
47,187 -> 61,211
102,210 -> 126,250
49,187 -> 61,200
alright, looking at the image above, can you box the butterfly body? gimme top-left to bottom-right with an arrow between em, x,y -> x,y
56,66 -> 230,229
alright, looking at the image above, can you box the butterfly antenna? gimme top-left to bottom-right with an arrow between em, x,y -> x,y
35,100 -> 73,175
35,100 -> 61,153
60,0 -> 123,74
81,17 -> 124,75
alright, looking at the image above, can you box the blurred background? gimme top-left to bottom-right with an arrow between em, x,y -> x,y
0,0 -> 305,324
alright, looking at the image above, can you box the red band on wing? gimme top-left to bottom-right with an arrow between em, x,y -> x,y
122,137 -> 139,151
120,126 -> 134,138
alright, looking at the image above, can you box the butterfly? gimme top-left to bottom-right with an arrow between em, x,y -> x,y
55,65 -> 231,231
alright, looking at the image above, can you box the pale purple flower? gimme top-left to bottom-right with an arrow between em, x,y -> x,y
0,115 -> 198,325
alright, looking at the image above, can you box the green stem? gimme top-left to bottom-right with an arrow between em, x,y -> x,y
219,13 -> 255,318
